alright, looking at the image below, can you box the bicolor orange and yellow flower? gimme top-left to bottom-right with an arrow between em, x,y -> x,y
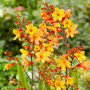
23,58 -> 34,69
25,24 -> 37,35
55,75 -> 66,90
20,49 -> 29,60
47,35 -> 59,46
65,24 -> 78,38
66,76 -> 75,86
40,12 -> 51,20
74,51 -> 86,63
35,49 -> 51,63
76,61 -> 90,70
42,41 -> 54,52
47,23 -> 60,36
13,29 -> 21,41
55,55 -> 71,71
52,8 -> 65,21
65,9 -> 72,18
30,29 -> 43,45
63,18 -> 73,28
39,21 -> 49,35
34,45 -> 40,51
5,62 -> 16,70
26,24 -> 43,45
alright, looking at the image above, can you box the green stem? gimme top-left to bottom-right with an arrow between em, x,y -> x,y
38,63 -> 40,90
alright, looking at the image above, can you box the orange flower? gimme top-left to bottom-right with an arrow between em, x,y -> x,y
65,9 -> 72,18
40,12 -> 51,20
5,63 -> 16,70
65,24 -> 78,38
23,58 -> 34,69
76,61 -> 90,70
52,8 -> 65,21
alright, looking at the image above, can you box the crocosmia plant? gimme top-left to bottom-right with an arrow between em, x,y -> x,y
4,2 -> 90,90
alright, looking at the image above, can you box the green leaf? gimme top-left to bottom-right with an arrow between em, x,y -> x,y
72,69 -> 79,90
17,63 -> 29,90
45,83 -> 51,90
40,80 -> 44,90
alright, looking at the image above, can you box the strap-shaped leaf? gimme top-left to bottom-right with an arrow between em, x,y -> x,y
17,63 -> 29,90
45,83 -> 51,90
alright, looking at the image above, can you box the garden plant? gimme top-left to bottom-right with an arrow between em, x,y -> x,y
4,2 -> 90,90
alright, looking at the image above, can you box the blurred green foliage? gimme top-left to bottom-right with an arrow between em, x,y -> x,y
0,0 -> 90,89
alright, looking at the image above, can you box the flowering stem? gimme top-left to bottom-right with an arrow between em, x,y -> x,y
38,63 -> 40,90
31,56 -> 33,90
62,26 -> 68,90
71,56 -> 74,90
39,70 -> 40,90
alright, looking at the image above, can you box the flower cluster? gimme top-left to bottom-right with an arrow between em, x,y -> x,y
4,2 -> 90,90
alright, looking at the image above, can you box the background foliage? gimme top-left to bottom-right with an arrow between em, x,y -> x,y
0,0 -> 90,90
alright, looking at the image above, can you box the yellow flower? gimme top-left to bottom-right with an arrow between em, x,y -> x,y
55,55 -> 71,71
66,76 -> 75,86
55,76 -> 66,90
52,8 -> 65,21
20,49 -> 29,60
13,29 -> 21,40
39,21 -> 49,35
26,24 -> 43,45
63,18 -> 73,28
25,24 -> 37,35
42,41 -> 54,52
47,23 -> 61,36
35,49 -> 51,63
65,24 -> 78,38
74,51 -> 86,63
34,45 -> 40,51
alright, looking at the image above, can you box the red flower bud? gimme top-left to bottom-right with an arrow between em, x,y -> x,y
41,8 -> 47,10
26,20 -> 31,25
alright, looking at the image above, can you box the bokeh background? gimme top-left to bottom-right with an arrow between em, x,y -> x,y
0,0 -> 90,90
